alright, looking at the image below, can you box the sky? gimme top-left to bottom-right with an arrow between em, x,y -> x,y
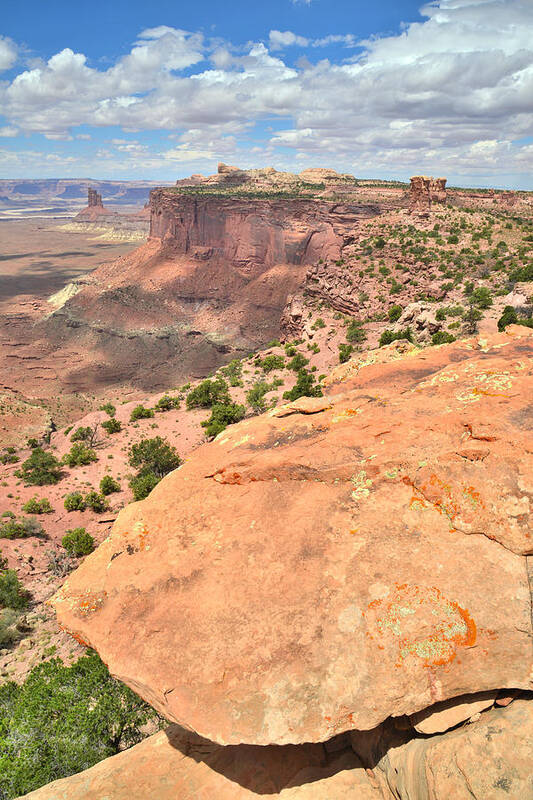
0,0 -> 532,188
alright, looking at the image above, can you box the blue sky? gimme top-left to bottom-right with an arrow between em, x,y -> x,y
0,0 -> 532,188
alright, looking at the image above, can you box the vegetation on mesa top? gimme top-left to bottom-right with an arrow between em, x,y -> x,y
163,182 -> 331,200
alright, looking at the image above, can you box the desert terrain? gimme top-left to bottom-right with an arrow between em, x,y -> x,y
1,167 -> 532,799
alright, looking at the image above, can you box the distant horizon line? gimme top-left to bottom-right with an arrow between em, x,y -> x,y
0,175 -> 530,193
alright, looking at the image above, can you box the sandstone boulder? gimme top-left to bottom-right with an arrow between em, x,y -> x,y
364,698 -> 533,800
52,328 -> 533,746
408,690 -> 497,734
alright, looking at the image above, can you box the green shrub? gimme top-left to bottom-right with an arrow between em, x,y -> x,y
0,449 -> 18,466
283,369 -> 323,402
0,653 -> 162,799
463,303 -> 483,334
509,263 -> 533,282
186,378 -> 230,409
84,492 -> 109,514
128,437 -> 181,478
62,527 -> 94,557
63,444 -> 98,468
130,471 -> 160,501
246,381 -> 271,413
435,308 -> 446,321
431,331 -> 456,345
26,438 -> 39,449
99,476 -> 120,496
311,317 -> 326,330
471,287 -> 493,309
0,516 -> 44,540
388,305 -> 403,323
99,402 -> 116,417
379,327 -> 413,347
220,359 -> 243,387
260,354 -> 285,373
0,569 -> 28,610
287,352 -> 309,372
70,426 -> 96,444
21,497 -> 53,514
346,320 -> 367,343
64,492 -> 86,512
202,402 -> 245,438
154,395 -> 180,412
15,448 -> 63,486
339,343 -> 354,363
129,405 -> 155,422
128,437 -> 182,502
497,305 -> 533,332
101,418 -> 121,435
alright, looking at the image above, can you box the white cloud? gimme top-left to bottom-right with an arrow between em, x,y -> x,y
269,31 -> 310,50
0,126 -> 18,137
0,1 -> 532,185
0,36 -> 17,71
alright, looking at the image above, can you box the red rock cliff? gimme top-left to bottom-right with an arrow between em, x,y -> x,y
149,189 -> 381,276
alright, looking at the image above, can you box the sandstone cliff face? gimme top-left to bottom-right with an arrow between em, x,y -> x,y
149,189 -> 380,275
43,190 -> 382,392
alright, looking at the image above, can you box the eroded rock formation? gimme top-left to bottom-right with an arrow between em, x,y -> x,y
74,187 -> 111,221
87,187 -> 103,208
409,175 -> 447,212
149,189 -> 379,273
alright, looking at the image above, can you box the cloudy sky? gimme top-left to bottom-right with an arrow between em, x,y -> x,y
0,0 -> 532,187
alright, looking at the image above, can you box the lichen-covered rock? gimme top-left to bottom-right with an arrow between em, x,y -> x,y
52,328 -> 533,746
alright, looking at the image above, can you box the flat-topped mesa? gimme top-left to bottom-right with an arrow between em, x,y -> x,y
174,164 -> 357,194
87,187 -> 103,207
409,175 -> 447,213
149,187 -> 381,275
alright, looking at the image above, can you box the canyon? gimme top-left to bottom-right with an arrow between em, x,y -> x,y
1,166 -> 532,799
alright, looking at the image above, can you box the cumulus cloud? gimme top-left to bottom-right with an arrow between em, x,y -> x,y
0,36 -> 17,71
269,31 -> 310,50
1,1 -> 532,183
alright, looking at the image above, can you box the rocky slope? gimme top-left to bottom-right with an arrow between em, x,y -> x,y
22,325 -> 533,798
38,174 -> 383,393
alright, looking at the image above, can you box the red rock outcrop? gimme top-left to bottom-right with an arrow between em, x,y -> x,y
409,176 -> 447,212
149,190 -> 379,273
20,696 -> 532,799
52,327 -> 533,747
88,187 -> 103,208
19,725 -> 377,799
74,187 -> 111,221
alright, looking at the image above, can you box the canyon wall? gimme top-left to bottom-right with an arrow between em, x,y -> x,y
149,189 -> 381,275
40,190 -> 383,393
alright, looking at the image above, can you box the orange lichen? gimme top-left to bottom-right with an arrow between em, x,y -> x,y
76,590 -> 108,616
365,583 -> 476,669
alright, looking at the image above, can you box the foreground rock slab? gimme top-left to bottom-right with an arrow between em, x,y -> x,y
19,726 -> 377,799
53,328 -> 533,745
366,698 -> 533,800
